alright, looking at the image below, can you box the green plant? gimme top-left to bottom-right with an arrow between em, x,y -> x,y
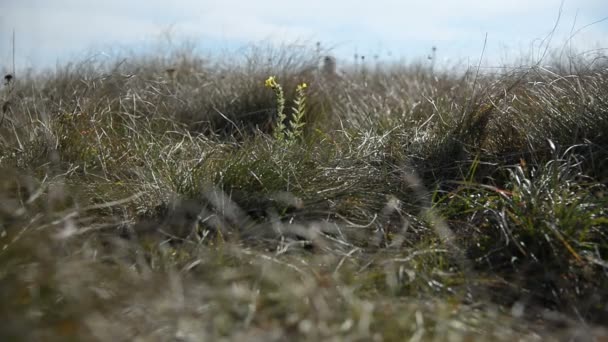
287,82 -> 307,141
265,76 -> 287,140
265,76 -> 308,143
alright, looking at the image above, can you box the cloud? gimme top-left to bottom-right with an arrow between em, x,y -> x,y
1,0 -> 606,69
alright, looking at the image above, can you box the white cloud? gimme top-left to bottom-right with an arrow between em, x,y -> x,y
0,0 -> 606,69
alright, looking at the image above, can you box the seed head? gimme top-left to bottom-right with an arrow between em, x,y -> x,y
4,74 -> 13,86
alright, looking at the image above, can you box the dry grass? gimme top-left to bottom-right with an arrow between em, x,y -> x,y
1,43 -> 607,341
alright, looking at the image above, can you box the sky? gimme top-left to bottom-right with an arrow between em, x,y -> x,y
0,0 -> 607,72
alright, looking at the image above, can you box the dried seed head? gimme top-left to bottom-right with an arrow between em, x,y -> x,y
322,56 -> 336,77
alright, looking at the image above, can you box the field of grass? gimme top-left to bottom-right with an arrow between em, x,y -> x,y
1,44 -> 607,341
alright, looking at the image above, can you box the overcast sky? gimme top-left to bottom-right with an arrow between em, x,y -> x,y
1,0 -> 607,71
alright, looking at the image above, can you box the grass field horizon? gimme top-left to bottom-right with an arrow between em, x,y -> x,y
1,40 -> 607,341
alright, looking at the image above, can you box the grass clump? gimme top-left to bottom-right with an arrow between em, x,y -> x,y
0,43 -> 607,340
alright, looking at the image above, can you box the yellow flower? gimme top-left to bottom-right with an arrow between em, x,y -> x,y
265,76 -> 277,88
297,82 -> 307,92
